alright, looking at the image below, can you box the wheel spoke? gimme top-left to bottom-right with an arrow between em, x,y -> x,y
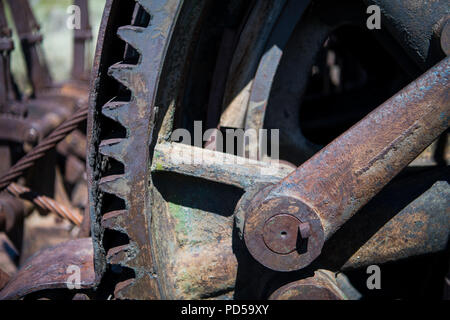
152,142 -> 295,189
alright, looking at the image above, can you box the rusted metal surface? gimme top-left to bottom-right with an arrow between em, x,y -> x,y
88,0 -> 185,299
0,238 -> 95,300
364,0 -> 449,69
145,161 -> 450,300
263,214 -> 306,255
340,181 -> 450,270
245,0 -> 311,158
244,190 -> 325,272
244,57 -> 450,272
248,0 -> 375,165
219,0 -> 287,129
50,0 -> 448,300
314,167 -> 450,270
269,270 -> 348,300
86,0 -> 118,291
441,18 -> 450,56
0,0 -> 94,301
149,188 -> 238,299
152,142 -> 294,190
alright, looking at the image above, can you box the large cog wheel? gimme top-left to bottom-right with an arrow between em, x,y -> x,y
88,0 -> 450,300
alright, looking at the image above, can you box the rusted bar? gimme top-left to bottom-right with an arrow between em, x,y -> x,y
341,182 -> 449,270
0,238 -> 96,300
0,115 -> 40,144
317,177 -> 450,270
6,183 -> 83,225
72,0 -> 92,81
244,57 -> 450,271
152,142 -> 294,189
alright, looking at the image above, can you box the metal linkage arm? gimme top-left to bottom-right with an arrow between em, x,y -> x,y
243,57 -> 450,272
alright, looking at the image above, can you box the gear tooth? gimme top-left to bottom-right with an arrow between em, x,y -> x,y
92,0 -> 184,300
117,26 -> 146,53
108,63 -> 136,88
102,101 -> 131,126
99,175 -> 129,198
106,245 -> 134,265
99,139 -> 127,163
101,210 -> 128,232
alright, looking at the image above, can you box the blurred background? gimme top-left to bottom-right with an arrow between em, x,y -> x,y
7,0 -> 106,94
0,0 -> 106,281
